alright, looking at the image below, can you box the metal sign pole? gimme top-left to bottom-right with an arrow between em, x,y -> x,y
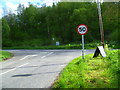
82,35 -> 84,59
76,24 -> 88,59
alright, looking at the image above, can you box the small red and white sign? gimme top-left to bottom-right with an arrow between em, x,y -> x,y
76,24 -> 88,35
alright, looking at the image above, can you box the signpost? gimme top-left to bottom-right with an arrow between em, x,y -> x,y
76,24 -> 88,59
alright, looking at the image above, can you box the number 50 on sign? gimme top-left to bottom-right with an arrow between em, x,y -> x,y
76,24 -> 88,59
76,24 -> 88,35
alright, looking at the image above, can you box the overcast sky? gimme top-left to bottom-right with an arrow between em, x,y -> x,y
0,0 -> 60,18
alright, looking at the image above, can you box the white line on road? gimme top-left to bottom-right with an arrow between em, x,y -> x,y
20,56 -> 29,60
0,54 -> 37,75
0,52 -> 52,75
41,52 -> 53,59
20,55 -> 37,60
29,55 -> 38,57
0,63 -> 29,76
0,68 -> 17,75
41,56 -> 46,59
18,63 -> 29,68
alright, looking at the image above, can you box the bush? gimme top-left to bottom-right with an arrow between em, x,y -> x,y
0,51 -> 13,61
106,50 -> 120,76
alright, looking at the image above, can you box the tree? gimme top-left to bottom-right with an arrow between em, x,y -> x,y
2,18 -> 11,46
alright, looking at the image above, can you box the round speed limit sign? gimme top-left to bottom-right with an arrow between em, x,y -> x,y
76,24 -> 88,35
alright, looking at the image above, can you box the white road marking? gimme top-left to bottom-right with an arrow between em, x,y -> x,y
20,55 -> 37,60
18,63 -> 29,68
0,63 -> 29,76
41,56 -> 46,59
0,52 -> 53,75
0,54 -> 37,75
29,55 -> 38,57
20,56 -> 29,60
41,52 -> 53,59
0,68 -> 17,75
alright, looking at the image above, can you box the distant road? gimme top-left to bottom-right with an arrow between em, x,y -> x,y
0,49 -> 95,89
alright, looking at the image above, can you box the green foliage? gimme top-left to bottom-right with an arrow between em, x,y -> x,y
0,51 -> 13,61
107,41 -> 120,49
53,50 -> 120,88
2,19 -> 10,36
102,2 -> 119,42
2,2 -> 119,48
2,43 -> 99,49
111,29 -> 119,43
106,50 -> 119,75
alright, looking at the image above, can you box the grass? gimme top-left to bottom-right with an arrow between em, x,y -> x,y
0,51 -> 13,62
2,43 -> 99,50
52,49 -> 120,88
3,41 -> 119,50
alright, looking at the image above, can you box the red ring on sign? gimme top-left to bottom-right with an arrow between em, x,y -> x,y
76,24 -> 88,35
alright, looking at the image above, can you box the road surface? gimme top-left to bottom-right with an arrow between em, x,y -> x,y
0,49 -> 95,89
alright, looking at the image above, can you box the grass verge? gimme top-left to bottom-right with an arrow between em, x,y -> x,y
52,50 -> 120,88
3,41 -> 119,50
2,43 -> 99,50
0,51 -> 13,62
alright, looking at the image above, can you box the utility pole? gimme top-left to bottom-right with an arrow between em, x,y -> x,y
97,0 -> 105,47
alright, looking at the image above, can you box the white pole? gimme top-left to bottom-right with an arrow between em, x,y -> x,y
82,35 -> 84,59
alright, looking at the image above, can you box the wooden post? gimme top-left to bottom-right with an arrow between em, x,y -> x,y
97,0 -> 105,47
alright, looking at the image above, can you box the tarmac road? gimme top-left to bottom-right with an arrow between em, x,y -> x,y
0,49 -> 95,89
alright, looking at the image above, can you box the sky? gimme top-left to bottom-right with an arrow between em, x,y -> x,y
0,0 -> 60,18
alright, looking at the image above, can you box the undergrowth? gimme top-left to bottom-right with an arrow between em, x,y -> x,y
53,50 -> 119,88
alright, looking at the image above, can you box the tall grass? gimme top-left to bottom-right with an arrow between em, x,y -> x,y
53,50 -> 119,88
0,51 -> 13,61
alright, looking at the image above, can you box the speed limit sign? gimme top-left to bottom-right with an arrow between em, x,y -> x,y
76,24 -> 88,35
76,24 -> 88,59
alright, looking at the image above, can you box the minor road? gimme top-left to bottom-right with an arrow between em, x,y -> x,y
0,49 -> 95,89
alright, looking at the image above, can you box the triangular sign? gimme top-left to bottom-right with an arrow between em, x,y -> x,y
93,46 -> 106,58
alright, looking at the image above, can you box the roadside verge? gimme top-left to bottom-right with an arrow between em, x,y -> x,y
0,51 -> 13,62
52,50 -> 119,88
